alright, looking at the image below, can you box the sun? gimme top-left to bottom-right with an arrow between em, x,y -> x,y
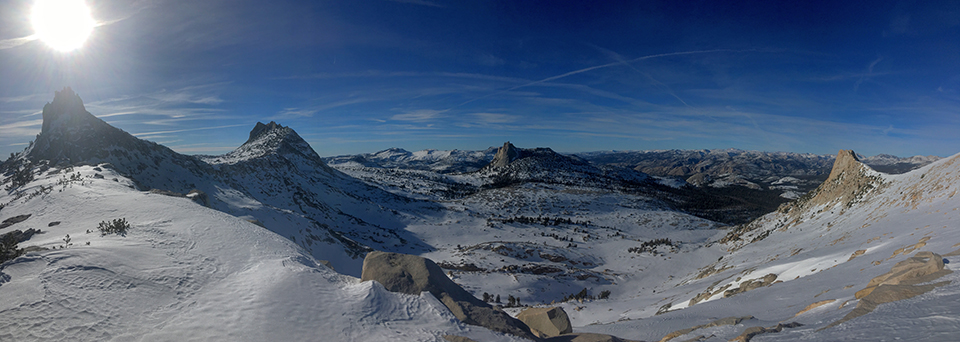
31,0 -> 96,52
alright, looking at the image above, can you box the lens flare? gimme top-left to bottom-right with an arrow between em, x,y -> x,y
31,0 -> 96,52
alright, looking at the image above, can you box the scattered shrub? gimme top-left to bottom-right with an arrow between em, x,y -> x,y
4,166 -> 34,191
98,218 -> 130,236
628,238 -> 676,254
598,290 -> 611,300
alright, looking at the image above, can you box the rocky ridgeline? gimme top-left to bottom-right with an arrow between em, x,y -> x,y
777,150 -> 885,223
475,142 -> 650,190
1,88 -> 426,271
719,150 -> 886,247
578,148 -> 937,190
324,147 -> 497,174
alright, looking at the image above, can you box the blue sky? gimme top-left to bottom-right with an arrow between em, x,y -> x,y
1,0 -> 958,158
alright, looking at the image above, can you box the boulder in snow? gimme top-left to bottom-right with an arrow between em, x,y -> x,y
517,306 -> 572,338
360,251 -> 537,340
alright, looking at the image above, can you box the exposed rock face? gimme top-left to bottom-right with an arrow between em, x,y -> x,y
722,149 -> 887,248
730,322 -> 803,342
360,251 -> 537,340
659,316 -> 754,342
856,251 -> 951,299
517,307 -> 572,338
793,299 -> 836,317
490,142 -> 521,168
724,274 -> 778,297
784,150 -> 885,213
186,189 -> 209,207
543,333 -> 640,342
824,251 -> 952,330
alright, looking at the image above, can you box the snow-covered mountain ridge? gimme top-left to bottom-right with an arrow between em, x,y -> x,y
562,150 -> 960,341
3,89 -> 959,341
3,88 -> 434,275
578,148 -> 938,192
325,147 -> 498,174
0,165 -> 519,341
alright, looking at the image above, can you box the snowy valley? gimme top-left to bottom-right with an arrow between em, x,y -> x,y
2,89 -> 959,341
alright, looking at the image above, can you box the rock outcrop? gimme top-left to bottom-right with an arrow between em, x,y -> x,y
783,150 -> 884,216
659,316 -> 754,342
824,251 -> 952,330
360,251 -> 538,340
517,307 -> 572,338
543,333 -> 641,342
489,142 -> 521,168
719,149 -> 887,248
724,274 -> 778,297
855,251 -> 951,299
730,322 -> 803,342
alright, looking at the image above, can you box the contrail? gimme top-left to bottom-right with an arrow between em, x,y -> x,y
854,56 -> 882,92
453,49 -> 747,109
592,44 -> 692,107
0,35 -> 37,50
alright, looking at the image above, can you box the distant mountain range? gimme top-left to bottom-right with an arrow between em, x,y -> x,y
4,88 -> 960,341
328,146 -> 938,203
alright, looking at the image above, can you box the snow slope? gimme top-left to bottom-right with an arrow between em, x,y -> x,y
558,151 -> 960,341
0,165 -> 522,342
6,89 -> 440,276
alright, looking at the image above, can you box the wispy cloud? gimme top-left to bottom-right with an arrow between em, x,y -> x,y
276,108 -> 319,118
454,49 -> 754,109
854,56 -> 883,92
590,44 -> 691,107
0,119 -> 43,138
0,94 -> 42,103
478,54 -> 505,67
0,35 -> 37,50
471,113 -> 519,124
85,84 -> 227,120
267,97 -> 386,121
390,109 -> 445,122
134,124 -> 247,138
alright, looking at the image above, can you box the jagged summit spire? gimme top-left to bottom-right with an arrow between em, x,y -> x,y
209,121 -> 328,170
246,121 -> 285,145
776,149 -> 882,219
825,149 -> 865,184
41,87 -> 89,133
489,141 -> 520,168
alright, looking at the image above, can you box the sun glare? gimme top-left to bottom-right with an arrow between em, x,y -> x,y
31,0 -> 96,52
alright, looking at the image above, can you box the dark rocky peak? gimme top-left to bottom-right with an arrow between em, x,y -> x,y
26,87 -> 139,165
15,88 -> 212,195
488,142 -> 520,168
210,121 -> 326,169
41,87 -> 88,133
246,121 -> 285,145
